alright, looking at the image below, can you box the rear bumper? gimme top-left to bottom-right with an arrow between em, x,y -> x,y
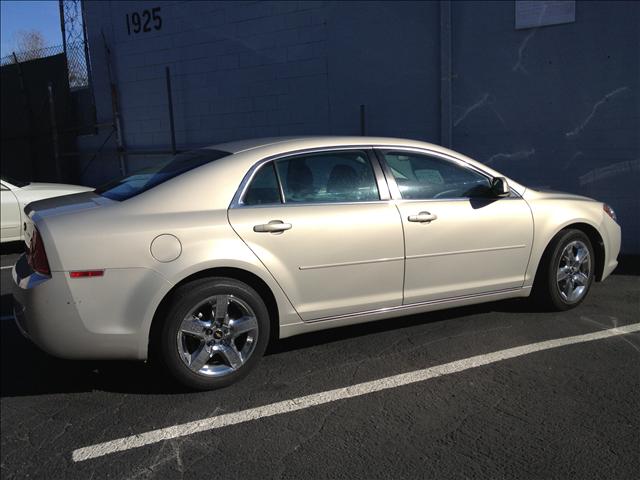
11,254 -> 171,360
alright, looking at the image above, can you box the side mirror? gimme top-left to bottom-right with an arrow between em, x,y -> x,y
490,177 -> 510,197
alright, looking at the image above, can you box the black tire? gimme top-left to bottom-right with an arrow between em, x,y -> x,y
532,229 -> 595,311
158,277 -> 270,390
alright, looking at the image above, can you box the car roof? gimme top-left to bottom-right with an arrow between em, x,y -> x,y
129,136 -> 527,211
203,136 -> 447,155
200,136 -> 525,191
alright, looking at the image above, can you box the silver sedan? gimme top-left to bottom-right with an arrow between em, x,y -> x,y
12,137 -> 620,390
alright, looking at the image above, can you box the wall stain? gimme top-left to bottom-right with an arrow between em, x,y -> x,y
486,149 -> 536,166
512,29 -> 537,75
565,86 -> 630,138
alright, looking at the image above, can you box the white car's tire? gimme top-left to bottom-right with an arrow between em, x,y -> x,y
533,229 -> 595,311
158,277 -> 270,390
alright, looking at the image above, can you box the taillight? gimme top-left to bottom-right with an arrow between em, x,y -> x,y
27,228 -> 51,276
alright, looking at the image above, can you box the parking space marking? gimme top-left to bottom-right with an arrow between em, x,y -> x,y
1,265 -> 13,270
72,323 -> 640,462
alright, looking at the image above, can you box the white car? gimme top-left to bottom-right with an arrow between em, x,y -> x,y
11,137 -> 620,390
1,177 -> 93,243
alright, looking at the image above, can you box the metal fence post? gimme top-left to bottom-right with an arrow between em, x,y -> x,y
47,82 -> 62,181
13,52 -> 38,179
102,31 -> 127,176
165,67 -> 177,155
440,0 -> 453,148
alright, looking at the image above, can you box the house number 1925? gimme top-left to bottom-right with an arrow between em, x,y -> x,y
126,7 -> 162,35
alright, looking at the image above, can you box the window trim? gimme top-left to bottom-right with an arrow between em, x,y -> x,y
373,147 -> 519,201
240,161 -> 284,207
231,147 -> 391,208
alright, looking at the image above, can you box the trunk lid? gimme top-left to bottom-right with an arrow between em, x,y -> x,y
23,192 -> 115,247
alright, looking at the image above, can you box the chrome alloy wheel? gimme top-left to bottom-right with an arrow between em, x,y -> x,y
176,294 -> 259,377
556,240 -> 591,303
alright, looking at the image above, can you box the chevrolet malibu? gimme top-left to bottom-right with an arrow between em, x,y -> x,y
12,137 -> 620,390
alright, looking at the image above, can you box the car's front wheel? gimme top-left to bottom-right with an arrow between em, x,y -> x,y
533,229 -> 595,311
159,277 -> 270,390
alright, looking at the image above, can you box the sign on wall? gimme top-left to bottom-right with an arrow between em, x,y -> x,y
515,1 -> 575,29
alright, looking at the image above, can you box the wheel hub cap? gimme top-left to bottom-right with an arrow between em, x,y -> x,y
556,240 -> 591,303
176,294 -> 259,377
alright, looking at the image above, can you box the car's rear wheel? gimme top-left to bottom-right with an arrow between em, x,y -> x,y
159,277 -> 270,390
533,229 -> 595,311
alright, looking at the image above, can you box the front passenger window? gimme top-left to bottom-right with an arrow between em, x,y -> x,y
383,151 -> 491,200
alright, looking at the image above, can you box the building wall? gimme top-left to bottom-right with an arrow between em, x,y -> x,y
80,1 -> 639,253
451,0 -> 639,254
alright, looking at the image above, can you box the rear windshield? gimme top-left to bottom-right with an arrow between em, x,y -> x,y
1,176 -> 30,188
97,149 -> 230,201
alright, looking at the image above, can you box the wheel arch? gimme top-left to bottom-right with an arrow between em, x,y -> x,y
534,222 -> 606,284
147,267 -> 281,361
568,223 -> 605,281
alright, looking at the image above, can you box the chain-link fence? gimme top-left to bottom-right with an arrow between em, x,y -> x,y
0,44 -> 63,66
65,41 -> 89,88
0,41 -> 88,88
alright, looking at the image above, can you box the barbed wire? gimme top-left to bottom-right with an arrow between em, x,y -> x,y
0,41 -> 89,88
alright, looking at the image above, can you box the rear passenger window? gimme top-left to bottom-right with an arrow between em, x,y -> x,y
275,151 -> 380,203
242,163 -> 281,206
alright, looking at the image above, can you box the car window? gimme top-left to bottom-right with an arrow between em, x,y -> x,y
383,151 -> 491,200
275,151 -> 379,203
242,163 -> 282,206
1,176 -> 28,188
97,149 -> 230,201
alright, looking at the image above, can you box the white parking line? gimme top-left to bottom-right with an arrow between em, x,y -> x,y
0,265 -> 13,270
72,323 -> 640,462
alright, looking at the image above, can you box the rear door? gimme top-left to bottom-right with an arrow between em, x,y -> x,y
378,148 -> 534,304
228,148 -> 405,321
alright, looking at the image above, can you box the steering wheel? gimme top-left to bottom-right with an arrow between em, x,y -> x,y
433,188 -> 461,199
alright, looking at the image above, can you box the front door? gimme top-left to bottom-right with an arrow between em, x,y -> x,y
228,149 -> 405,321
378,149 -> 534,304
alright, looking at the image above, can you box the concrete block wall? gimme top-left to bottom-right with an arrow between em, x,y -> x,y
79,1 -> 639,253
451,0 -> 640,254
83,0 -> 332,153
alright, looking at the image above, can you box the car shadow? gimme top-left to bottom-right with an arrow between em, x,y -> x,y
0,293 -> 535,398
268,298 -> 534,355
1,256 -> 636,398
0,317 -> 181,398
0,241 -> 26,255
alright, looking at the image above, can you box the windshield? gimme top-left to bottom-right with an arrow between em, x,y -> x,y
97,149 -> 230,201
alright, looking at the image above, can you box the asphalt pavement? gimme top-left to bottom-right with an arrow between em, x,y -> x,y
1,245 -> 639,479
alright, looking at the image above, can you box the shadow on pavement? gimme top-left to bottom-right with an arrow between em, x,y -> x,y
615,254 -> 640,275
0,293 -> 533,398
0,241 -> 26,256
1,255 -> 636,398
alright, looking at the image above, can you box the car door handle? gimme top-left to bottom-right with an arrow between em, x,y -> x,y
408,211 -> 438,223
253,220 -> 292,233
